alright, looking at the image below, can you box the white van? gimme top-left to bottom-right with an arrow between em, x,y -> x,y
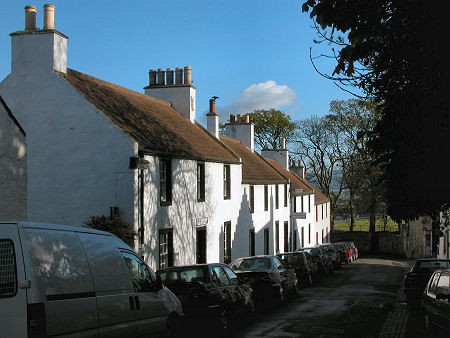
0,221 -> 182,337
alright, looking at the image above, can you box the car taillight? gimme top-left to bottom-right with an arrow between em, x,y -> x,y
28,303 -> 47,338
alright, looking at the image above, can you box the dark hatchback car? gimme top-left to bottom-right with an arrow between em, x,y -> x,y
404,258 -> 450,308
333,242 -> 351,264
320,243 -> 341,269
422,269 -> 450,334
157,263 -> 254,331
229,255 -> 298,306
299,247 -> 333,275
277,251 -> 318,287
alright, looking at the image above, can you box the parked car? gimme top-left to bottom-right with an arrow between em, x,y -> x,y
333,242 -> 351,264
334,242 -> 353,263
0,221 -> 182,338
404,258 -> 450,308
298,247 -> 333,275
229,255 -> 298,306
422,269 -> 450,334
277,251 -> 319,287
157,263 -> 254,332
320,243 -> 341,269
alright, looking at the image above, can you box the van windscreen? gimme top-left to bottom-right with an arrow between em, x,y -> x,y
0,240 -> 17,298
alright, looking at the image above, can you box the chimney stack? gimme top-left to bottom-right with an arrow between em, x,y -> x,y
157,69 -> 165,86
175,68 -> 183,84
25,5 -> 37,30
166,68 -> 174,85
149,69 -> 157,86
43,4 -> 55,30
261,137 -> 289,169
230,114 -> 236,123
207,97 -> 219,138
225,112 -> 255,151
183,66 -> 192,85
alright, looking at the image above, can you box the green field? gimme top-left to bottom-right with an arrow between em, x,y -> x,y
333,218 -> 400,232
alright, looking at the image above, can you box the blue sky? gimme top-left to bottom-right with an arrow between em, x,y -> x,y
0,0 -> 360,126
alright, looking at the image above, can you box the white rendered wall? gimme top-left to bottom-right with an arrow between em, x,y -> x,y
144,86 -> 196,123
141,157 -> 243,269
291,194 -> 316,248
0,101 -> 27,220
315,202 -> 331,244
0,48 -> 137,227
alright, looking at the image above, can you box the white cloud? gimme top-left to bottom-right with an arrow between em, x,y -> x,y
217,80 -> 296,121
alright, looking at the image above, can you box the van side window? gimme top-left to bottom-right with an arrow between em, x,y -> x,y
0,240 -> 17,298
121,251 -> 154,292
428,272 -> 441,295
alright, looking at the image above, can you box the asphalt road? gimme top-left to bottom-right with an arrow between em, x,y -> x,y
234,256 -> 411,338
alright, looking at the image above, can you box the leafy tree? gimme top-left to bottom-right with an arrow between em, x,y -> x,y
84,215 -> 135,246
249,109 -> 297,149
301,0 -> 449,221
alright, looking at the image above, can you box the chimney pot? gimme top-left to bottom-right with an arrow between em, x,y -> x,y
166,68 -> 174,85
209,99 -> 216,114
298,159 -> 302,167
281,138 -> 286,150
43,4 -> 55,30
149,69 -> 157,86
157,68 -> 165,86
175,68 -> 183,84
244,114 -> 250,124
184,66 -> 192,85
25,5 -> 37,30
237,114 -> 242,123
230,114 -> 236,123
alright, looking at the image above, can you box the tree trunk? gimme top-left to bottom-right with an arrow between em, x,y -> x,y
349,190 -> 355,231
369,184 -> 376,233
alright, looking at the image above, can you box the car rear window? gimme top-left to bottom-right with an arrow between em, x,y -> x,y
414,261 -> 450,273
159,267 -> 208,285
0,240 -> 17,298
230,258 -> 271,271
279,254 -> 304,266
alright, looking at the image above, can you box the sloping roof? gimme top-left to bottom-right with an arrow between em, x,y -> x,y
264,158 -> 330,205
220,136 -> 288,184
61,69 -> 240,163
264,158 -> 313,194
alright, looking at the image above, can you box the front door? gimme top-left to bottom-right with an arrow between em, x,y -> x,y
0,224 -> 27,338
196,227 -> 207,264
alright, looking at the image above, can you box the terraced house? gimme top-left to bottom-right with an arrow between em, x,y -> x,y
0,5 -> 331,270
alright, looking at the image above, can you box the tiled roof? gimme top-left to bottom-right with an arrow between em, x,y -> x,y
264,159 -> 330,205
220,136 -> 288,184
62,69 -> 240,163
264,159 -> 313,194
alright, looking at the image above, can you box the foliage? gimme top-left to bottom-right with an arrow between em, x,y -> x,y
84,215 -> 135,246
333,218 -> 400,233
248,109 -> 297,149
301,1 -> 449,221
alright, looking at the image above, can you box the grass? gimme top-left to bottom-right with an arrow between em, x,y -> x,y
333,218 -> 400,232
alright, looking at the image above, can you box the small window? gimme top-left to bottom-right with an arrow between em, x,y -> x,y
308,195 -> 311,213
293,196 -> 297,213
284,184 -> 288,207
275,221 -> 280,253
249,229 -> 255,256
308,223 -> 311,244
264,228 -> 270,255
224,221 -> 231,264
275,185 -> 279,209
264,185 -> 268,211
249,185 -> 254,213
0,240 -> 17,298
223,165 -> 231,199
160,159 -> 172,205
316,206 -> 318,222
301,196 -> 304,213
197,162 -> 205,202
159,229 -> 173,269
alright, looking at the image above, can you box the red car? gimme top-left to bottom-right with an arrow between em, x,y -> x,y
334,242 -> 352,263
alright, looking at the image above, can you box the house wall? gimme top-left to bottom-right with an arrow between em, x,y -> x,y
0,99 -> 27,220
141,156 -> 243,269
401,217 -> 433,258
292,194 -> 315,248
315,202 -> 331,244
0,61 -> 137,227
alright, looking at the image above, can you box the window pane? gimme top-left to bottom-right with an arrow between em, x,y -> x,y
121,251 -> 153,292
212,266 -> 231,286
0,240 -> 17,297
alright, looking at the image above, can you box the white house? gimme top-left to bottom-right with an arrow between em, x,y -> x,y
0,95 -> 27,221
0,5 -> 245,270
221,114 -> 291,256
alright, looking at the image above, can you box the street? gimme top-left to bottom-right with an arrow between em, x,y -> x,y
234,257 -> 411,337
